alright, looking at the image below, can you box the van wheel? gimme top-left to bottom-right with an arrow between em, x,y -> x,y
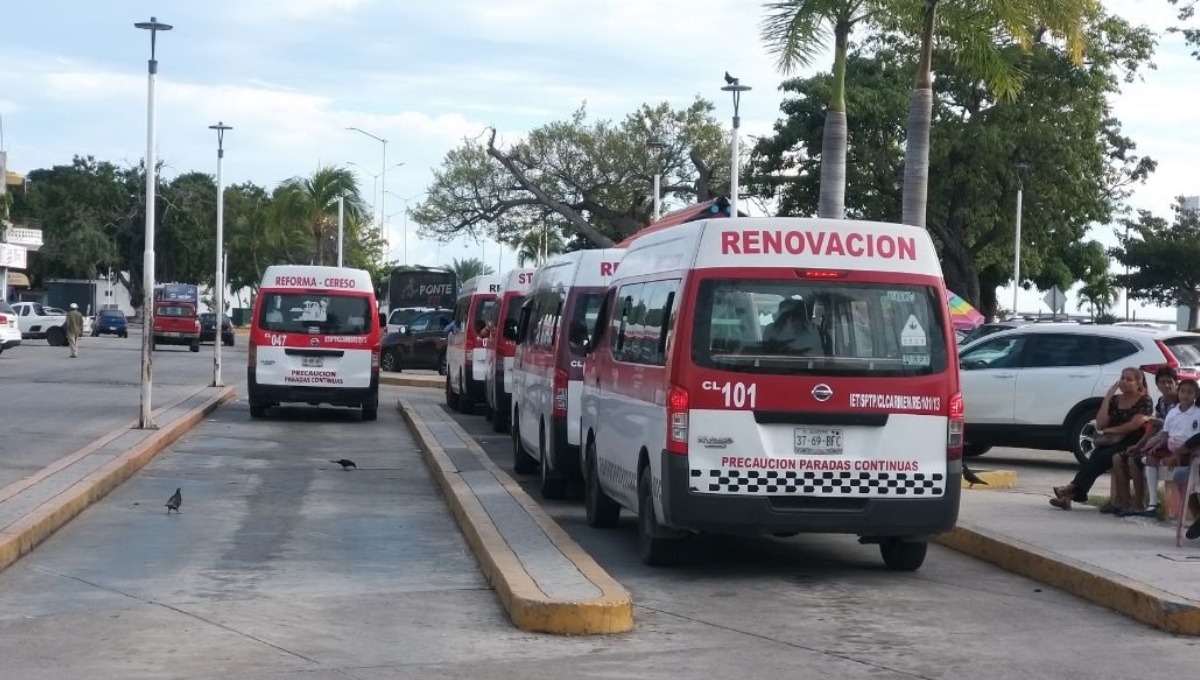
249,401 -> 266,419
484,399 -> 494,422
539,425 -> 568,499
458,375 -> 474,415
638,467 -> 681,566
491,393 -> 507,434
445,373 -> 460,410
585,440 -> 620,528
512,411 -> 536,474
880,539 -> 927,571
362,405 -> 378,422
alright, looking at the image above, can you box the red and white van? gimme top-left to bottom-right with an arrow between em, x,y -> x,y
579,218 -> 961,570
482,267 -> 534,433
248,265 -> 382,421
445,274 -> 503,414
510,248 -> 625,499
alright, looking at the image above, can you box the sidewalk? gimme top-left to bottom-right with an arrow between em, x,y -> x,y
939,488 -> 1200,634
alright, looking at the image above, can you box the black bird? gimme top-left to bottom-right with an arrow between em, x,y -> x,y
962,464 -> 988,488
331,459 -> 357,470
165,487 -> 182,513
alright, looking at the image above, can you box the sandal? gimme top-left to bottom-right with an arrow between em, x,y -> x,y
1049,497 -> 1072,510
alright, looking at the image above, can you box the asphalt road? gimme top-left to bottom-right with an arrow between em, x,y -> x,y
0,333 -> 244,489
442,399 -> 1200,678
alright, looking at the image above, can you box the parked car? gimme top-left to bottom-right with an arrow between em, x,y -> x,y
9,301 -> 90,345
0,301 -> 22,355
92,309 -> 129,338
379,308 -> 453,374
152,301 -> 201,352
199,312 -> 235,346
957,324 -> 1200,464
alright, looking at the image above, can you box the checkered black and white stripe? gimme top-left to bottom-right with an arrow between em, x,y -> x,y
690,468 -> 945,497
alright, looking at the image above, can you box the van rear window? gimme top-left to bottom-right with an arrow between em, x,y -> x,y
259,293 -> 372,335
691,280 -> 948,377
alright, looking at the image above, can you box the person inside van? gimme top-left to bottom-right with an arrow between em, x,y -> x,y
764,298 -> 824,355
1051,367 -> 1153,510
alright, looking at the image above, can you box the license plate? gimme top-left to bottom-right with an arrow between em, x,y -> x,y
302,356 -> 324,368
794,427 -> 843,455
163,332 -> 181,338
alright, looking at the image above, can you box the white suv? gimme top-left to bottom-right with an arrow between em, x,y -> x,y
957,324 -> 1200,463
0,301 -> 21,355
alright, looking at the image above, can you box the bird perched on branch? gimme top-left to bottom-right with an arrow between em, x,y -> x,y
165,487 -> 182,513
331,459 -> 357,471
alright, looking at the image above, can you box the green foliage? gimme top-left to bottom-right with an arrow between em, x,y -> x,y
449,257 -> 494,282
1168,0 -> 1200,58
1112,199 -> 1200,327
748,13 -> 1155,319
412,99 -> 729,249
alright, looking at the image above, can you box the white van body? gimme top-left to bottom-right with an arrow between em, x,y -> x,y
445,274 -> 503,412
579,218 -> 962,569
510,248 -> 624,498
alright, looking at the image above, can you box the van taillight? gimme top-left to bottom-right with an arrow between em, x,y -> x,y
667,384 -> 689,455
553,368 -> 568,417
797,269 -> 847,279
947,392 -> 964,460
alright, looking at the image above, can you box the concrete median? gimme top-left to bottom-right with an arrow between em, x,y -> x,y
400,397 -> 633,635
0,385 -> 236,576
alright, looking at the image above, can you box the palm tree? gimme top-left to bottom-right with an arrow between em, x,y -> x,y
1077,275 -> 1119,320
272,166 -> 365,265
761,0 -> 881,219
450,256 -> 494,282
515,226 -> 565,267
899,0 -> 1096,227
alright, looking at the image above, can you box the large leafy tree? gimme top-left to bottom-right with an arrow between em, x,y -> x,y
412,99 -> 728,249
890,0 -> 1098,228
1168,0 -> 1200,57
1113,199 -> 1200,328
760,0 -> 884,219
749,15 -> 1155,319
449,257 -> 494,282
272,166 -> 367,266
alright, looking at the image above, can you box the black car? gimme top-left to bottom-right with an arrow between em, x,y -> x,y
380,309 -> 453,374
199,313 -> 235,346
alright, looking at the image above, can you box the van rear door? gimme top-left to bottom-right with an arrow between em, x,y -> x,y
255,290 -> 375,388
682,274 -> 955,499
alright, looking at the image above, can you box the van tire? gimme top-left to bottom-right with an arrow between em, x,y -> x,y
362,405 -> 378,422
491,394 -> 507,433
484,399 -> 494,422
512,411 -> 536,474
445,373 -> 460,410
458,375 -> 474,415
249,401 -> 266,419
963,443 -> 992,457
638,467 -> 681,566
539,425 -> 568,499
880,539 -> 927,571
585,440 -> 620,528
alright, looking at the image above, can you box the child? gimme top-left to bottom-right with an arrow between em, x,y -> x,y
1139,378 -> 1200,519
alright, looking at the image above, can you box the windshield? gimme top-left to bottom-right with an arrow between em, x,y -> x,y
389,308 -> 427,326
504,295 -> 526,325
156,305 -> 195,317
259,293 -> 372,335
100,310 -> 124,319
1164,336 -> 1200,365
691,279 -> 949,377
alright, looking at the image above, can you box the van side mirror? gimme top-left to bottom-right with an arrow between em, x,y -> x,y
503,319 -> 519,341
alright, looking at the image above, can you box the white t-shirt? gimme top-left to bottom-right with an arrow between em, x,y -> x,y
1162,403 -> 1200,449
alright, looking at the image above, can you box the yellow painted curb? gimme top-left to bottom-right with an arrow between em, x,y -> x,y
961,469 -> 1017,490
936,523 -> 1200,635
0,386 -> 237,576
399,399 -> 634,635
380,374 -> 443,389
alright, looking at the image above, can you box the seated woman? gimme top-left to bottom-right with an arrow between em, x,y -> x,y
1051,367 -> 1153,510
1109,367 -> 1178,515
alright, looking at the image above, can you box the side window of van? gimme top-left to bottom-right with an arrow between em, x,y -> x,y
620,284 -> 645,363
642,280 -> 679,366
453,297 -> 470,332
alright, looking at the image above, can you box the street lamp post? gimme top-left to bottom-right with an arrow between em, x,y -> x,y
647,139 -> 667,222
208,121 -> 232,388
135,16 -> 172,429
1012,163 -> 1028,319
349,161 -> 405,228
721,72 -> 751,219
386,190 -> 423,264
346,127 -> 388,250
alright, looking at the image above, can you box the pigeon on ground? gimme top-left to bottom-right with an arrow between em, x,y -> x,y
962,464 -> 988,488
331,459 -> 357,470
166,487 -> 182,513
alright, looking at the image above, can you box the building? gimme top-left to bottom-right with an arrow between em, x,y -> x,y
2,157 -> 42,303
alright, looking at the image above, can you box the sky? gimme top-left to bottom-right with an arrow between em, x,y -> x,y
1,0 -> 1196,322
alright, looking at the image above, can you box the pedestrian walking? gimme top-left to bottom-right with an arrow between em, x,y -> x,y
66,302 -> 84,358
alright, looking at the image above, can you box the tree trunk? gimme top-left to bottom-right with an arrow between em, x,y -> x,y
1190,302 -> 1199,330
901,1 -> 939,229
818,23 -> 851,219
